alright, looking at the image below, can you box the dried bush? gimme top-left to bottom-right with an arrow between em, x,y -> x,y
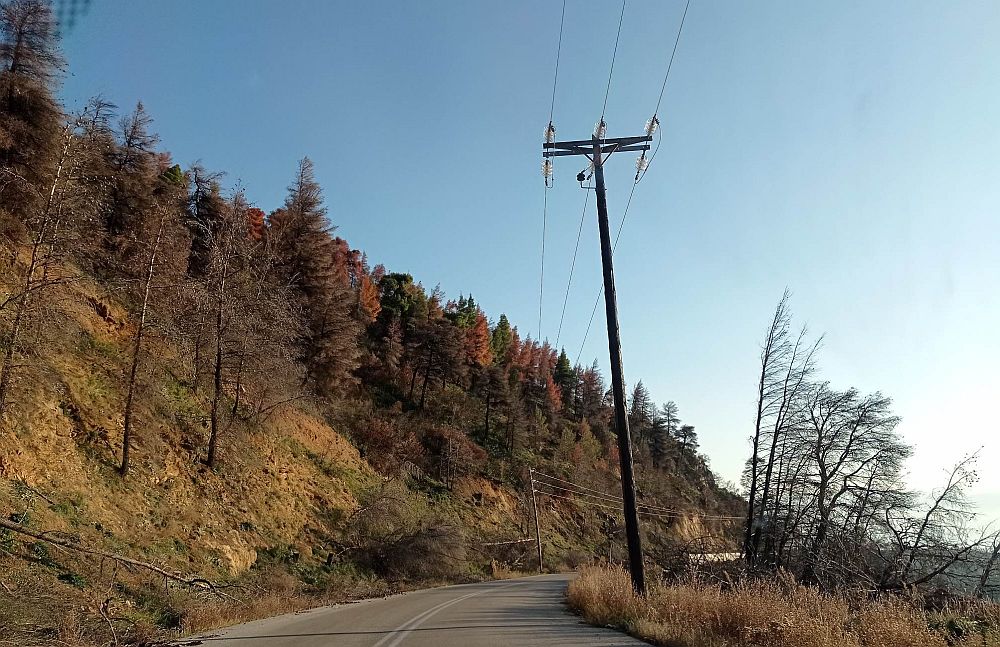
421,424 -> 487,487
566,566 -> 1000,647
346,481 -> 468,580
351,415 -> 423,476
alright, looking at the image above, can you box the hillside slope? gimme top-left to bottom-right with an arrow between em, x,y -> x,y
0,258 -> 740,646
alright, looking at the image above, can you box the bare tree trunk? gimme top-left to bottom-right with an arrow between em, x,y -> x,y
976,536 -> 1000,598
744,342 -> 771,563
418,351 -> 434,410
484,388 -> 492,441
205,225 -> 235,469
0,124 -> 72,417
206,304 -> 224,468
231,338 -> 247,417
191,303 -> 205,391
755,331 -> 818,563
407,363 -> 418,400
120,215 -> 166,476
744,290 -> 793,565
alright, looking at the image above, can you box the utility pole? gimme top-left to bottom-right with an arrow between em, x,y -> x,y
528,467 -> 543,572
543,127 -> 651,594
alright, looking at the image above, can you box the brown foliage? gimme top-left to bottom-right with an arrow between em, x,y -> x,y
352,415 -> 423,475
423,424 -> 487,486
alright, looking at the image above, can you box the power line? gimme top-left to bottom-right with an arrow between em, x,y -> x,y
548,0 -> 567,126
533,479 -> 626,507
637,0 -> 692,184
552,0 -> 626,347
537,490 -> 624,513
531,469 -> 744,520
539,0 -> 568,342
554,184 -> 591,350
538,189 -> 547,340
534,481 -> 688,518
536,489 -> 741,521
652,0 -> 691,120
574,0 -> 693,363
574,181 -> 639,365
533,469 -> 623,500
600,0 -> 627,121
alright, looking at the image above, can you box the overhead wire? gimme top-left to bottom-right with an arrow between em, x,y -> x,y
548,0 -> 567,127
532,469 -> 624,500
538,190 -> 548,341
557,0 -> 626,353
574,181 -> 639,365
574,0 -> 692,364
539,0 -> 568,341
533,479 -> 706,517
536,488 -> 741,522
532,475 -> 627,506
636,0 -> 691,184
531,469 -> 743,520
652,0 -> 691,121
600,0 -> 627,122
554,183 -> 591,351
532,468 -> 743,518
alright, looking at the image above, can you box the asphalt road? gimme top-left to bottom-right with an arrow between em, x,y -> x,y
176,574 -> 646,646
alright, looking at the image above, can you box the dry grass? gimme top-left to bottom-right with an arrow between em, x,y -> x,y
489,560 -> 532,580
177,592 -> 318,635
567,566 -> 1000,647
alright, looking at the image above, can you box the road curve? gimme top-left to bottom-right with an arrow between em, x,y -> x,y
176,574 -> 645,646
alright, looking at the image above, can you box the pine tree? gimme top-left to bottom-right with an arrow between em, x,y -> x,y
247,206 -> 265,241
446,293 -> 479,328
184,163 -> 225,276
490,314 -> 513,365
675,424 -> 698,453
271,158 -> 360,394
650,401 -> 680,468
0,0 -> 62,219
553,349 -> 576,416
357,256 -> 381,324
465,309 -> 492,368
477,364 -> 508,444
627,381 -> 654,447
578,360 -> 606,425
103,102 -> 159,251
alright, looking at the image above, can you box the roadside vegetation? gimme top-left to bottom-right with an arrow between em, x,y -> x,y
567,291 -> 1000,647
569,566 -> 1000,647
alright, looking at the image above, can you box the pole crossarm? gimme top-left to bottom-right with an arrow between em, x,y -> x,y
543,135 -> 651,159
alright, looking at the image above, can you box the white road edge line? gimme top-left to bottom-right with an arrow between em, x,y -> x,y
372,581 -> 523,647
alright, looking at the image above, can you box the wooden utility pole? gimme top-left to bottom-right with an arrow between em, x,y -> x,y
543,129 -> 651,594
528,467 -> 543,573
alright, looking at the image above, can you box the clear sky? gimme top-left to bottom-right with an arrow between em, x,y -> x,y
58,1 -> 1000,516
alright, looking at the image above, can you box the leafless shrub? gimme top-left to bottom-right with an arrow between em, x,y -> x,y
346,481 -> 468,579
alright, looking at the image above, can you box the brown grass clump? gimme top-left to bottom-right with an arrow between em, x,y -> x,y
178,592 -> 317,635
567,566 -> 1000,647
489,560 -> 532,580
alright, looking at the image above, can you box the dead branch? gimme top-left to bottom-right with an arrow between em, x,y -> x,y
0,517 -> 242,603
98,562 -> 121,647
480,538 -> 535,547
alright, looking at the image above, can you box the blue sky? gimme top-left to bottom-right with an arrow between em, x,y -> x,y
59,1 -> 1000,516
